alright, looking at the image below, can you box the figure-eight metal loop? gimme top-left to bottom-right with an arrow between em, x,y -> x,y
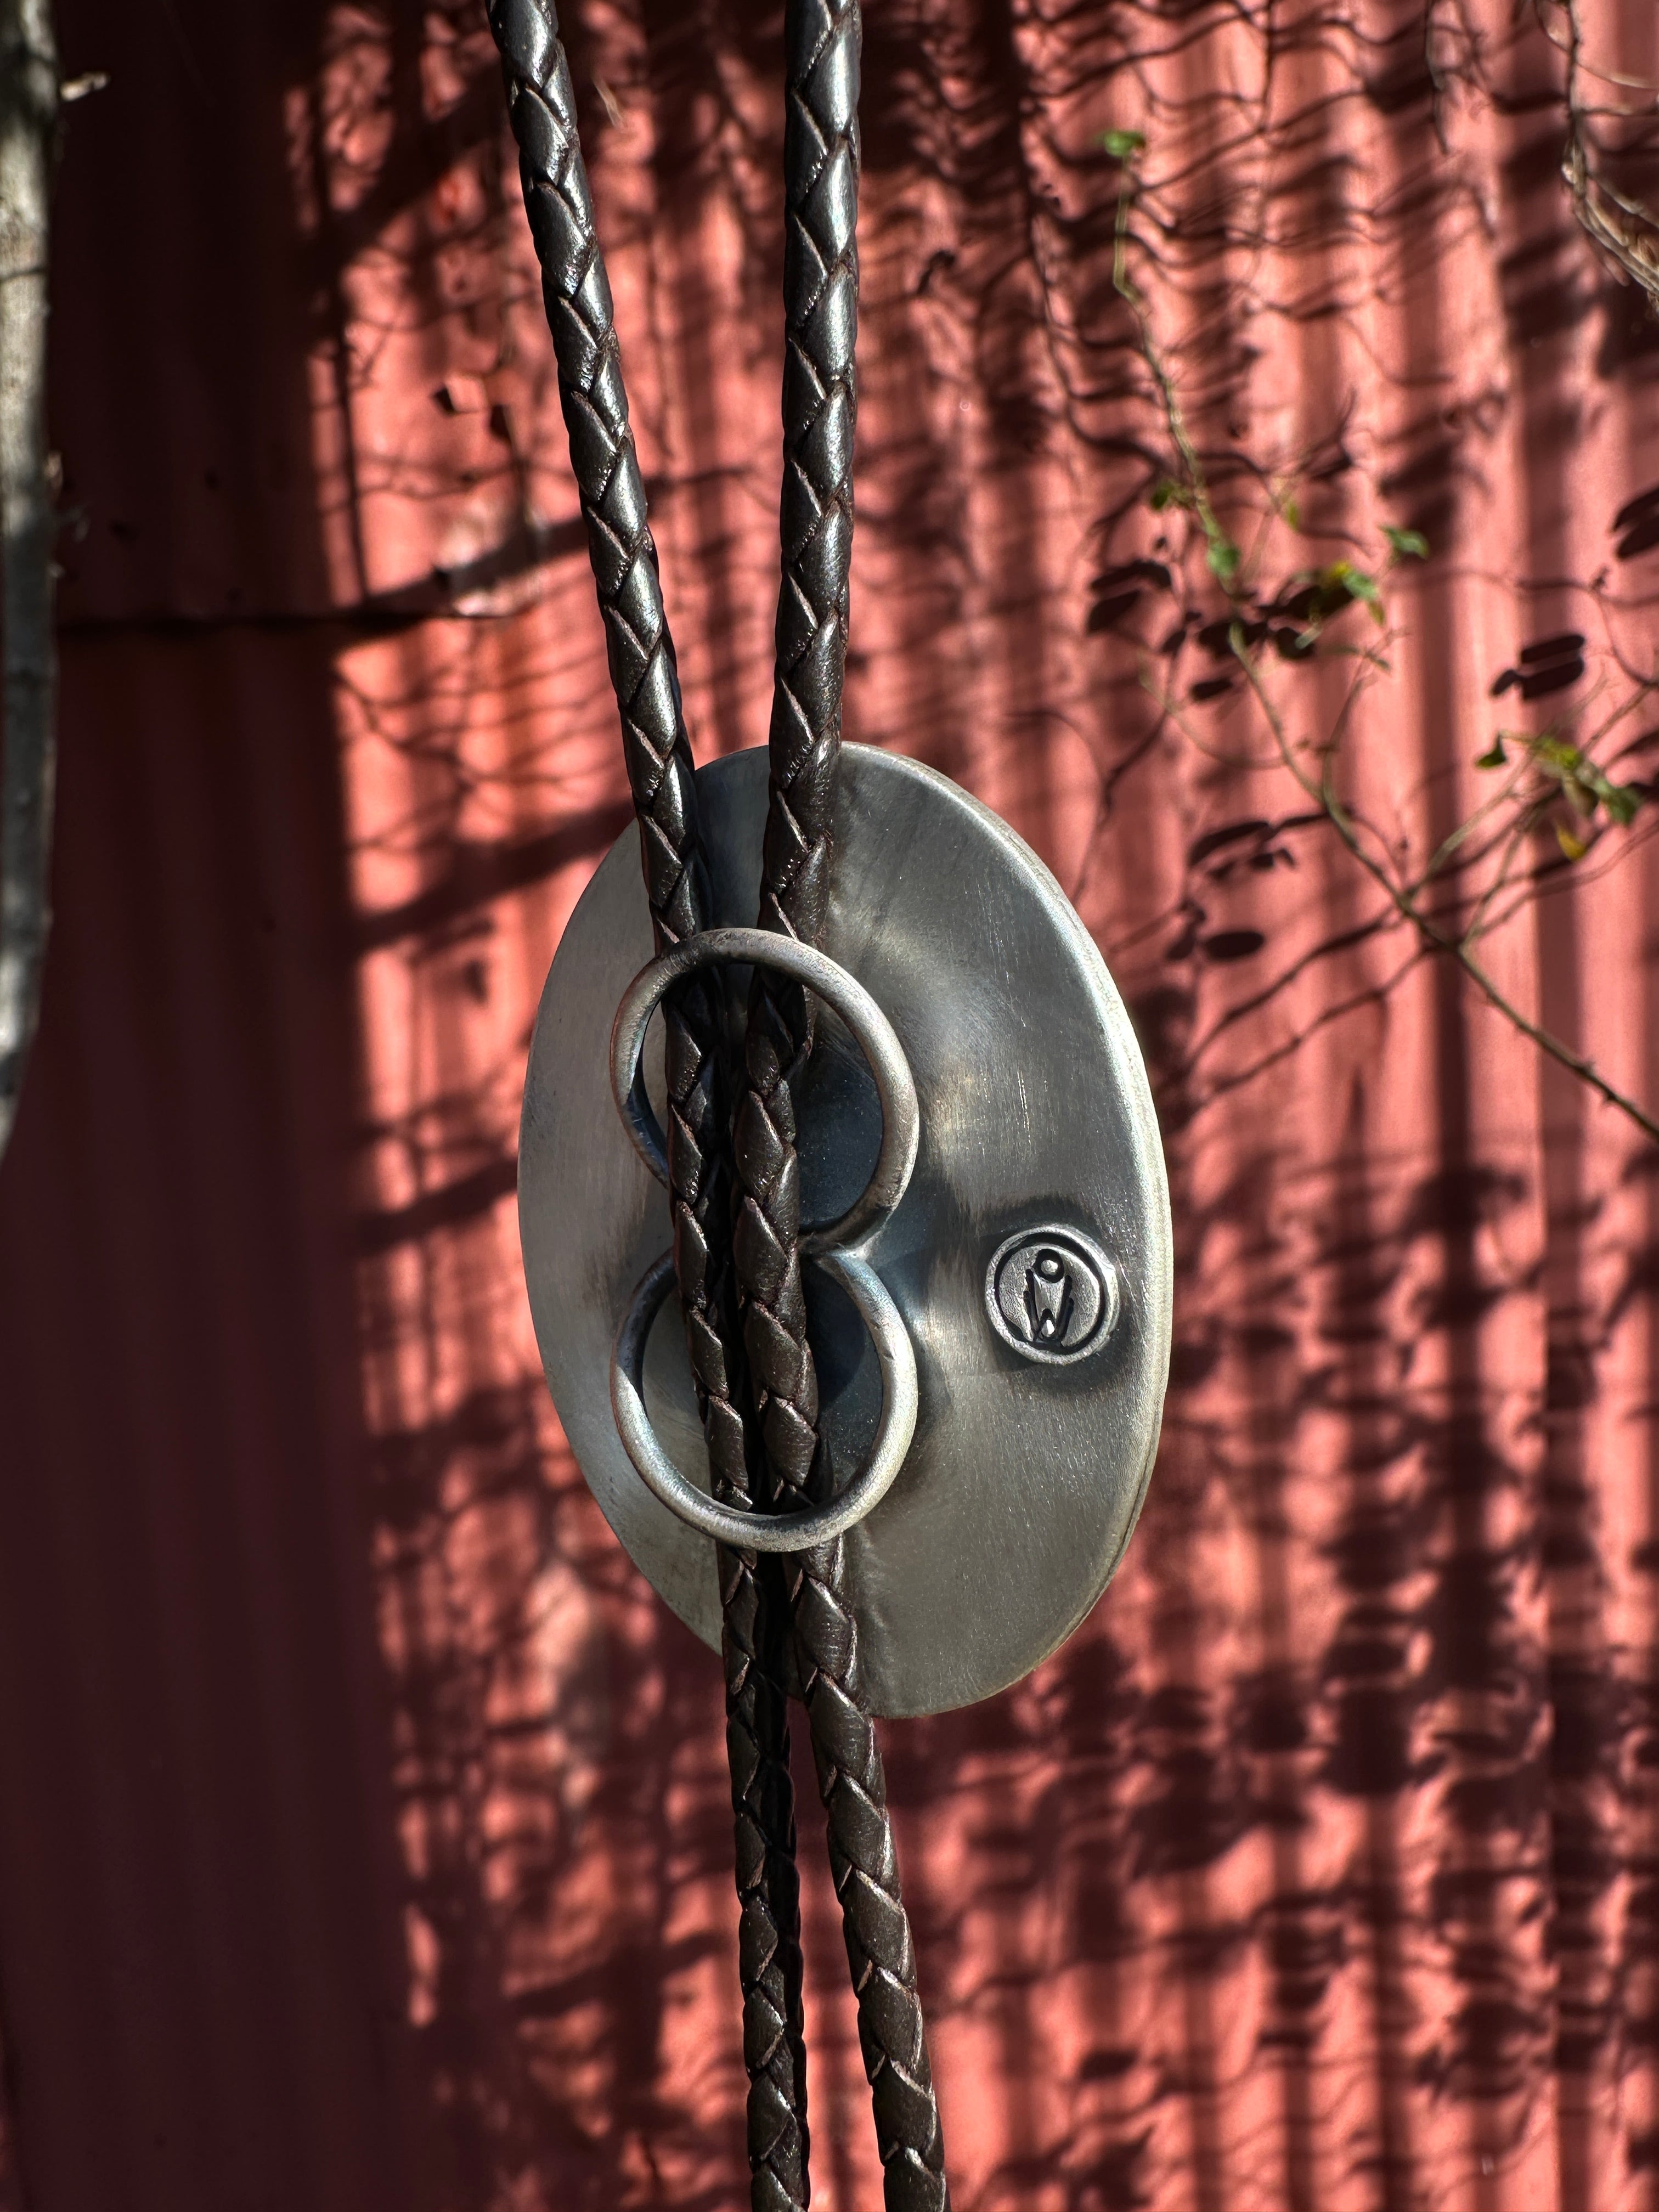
612,1246 -> 918,1551
607,929 -> 922,1549
609,928 -> 919,1254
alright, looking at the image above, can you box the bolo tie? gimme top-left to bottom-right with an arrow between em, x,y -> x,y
489,3 -> 1174,2204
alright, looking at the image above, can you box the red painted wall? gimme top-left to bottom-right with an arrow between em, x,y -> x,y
2,0 -> 1657,2206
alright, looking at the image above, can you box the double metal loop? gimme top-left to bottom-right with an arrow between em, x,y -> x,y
607,929 -> 920,1552
610,928 -> 919,1249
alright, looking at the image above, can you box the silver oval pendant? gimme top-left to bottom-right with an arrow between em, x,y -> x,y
518,745 -> 1172,1718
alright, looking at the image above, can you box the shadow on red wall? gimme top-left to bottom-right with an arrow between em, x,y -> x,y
3,1 -> 1659,2208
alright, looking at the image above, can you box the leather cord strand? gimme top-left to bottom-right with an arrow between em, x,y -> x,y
732,2 -> 952,2207
487,6 -> 810,2204
488,3 -> 950,2204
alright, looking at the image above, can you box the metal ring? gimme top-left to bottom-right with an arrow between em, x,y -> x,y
608,927 -> 919,1252
611,1246 -> 919,1551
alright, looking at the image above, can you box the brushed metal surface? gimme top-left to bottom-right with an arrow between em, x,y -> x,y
518,743 -> 1172,1717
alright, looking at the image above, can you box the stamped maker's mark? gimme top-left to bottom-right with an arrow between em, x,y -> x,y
986,1226 -> 1119,1365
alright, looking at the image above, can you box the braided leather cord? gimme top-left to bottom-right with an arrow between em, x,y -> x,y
488,8 -> 809,2203
732,3 -> 951,2207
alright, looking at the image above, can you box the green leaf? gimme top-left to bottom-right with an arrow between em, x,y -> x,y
1206,534 -> 1241,586
1149,477 -> 1188,512
1556,821 -> 1588,862
1581,761 -> 1644,826
1475,737 -> 1507,770
1334,566 -> 1385,626
1102,129 -> 1146,159
1383,526 -> 1429,561
1602,782 -> 1642,826
1282,498 -> 1301,531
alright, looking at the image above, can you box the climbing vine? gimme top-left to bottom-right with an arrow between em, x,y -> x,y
1103,104 -> 1659,1147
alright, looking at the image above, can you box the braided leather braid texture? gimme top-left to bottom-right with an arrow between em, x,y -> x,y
792,1533 -> 949,2210
720,1548 -> 810,2212
732,0 -> 862,1533
731,3 -> 951,2207
488,8 -> 809,2204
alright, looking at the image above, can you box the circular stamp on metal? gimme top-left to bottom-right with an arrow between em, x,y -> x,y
986,1226 -> 1120,1365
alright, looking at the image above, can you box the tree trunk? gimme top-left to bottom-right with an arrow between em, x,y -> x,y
0,0 -> 58,1161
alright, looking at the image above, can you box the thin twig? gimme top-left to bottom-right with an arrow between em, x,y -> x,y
1232,634 -> 1659,1147
0,0 -> 59,1160
1113,157 -> 1240,589
1457,805 -> 1544,949
1110,132 -> 1659,1149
